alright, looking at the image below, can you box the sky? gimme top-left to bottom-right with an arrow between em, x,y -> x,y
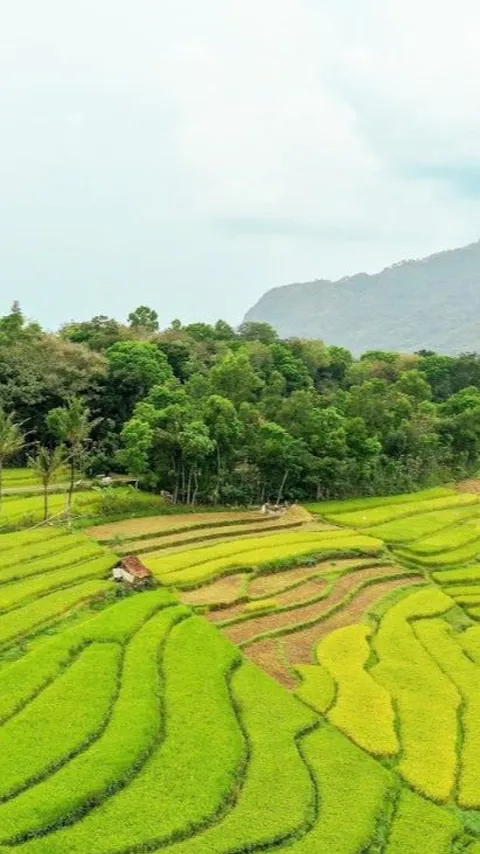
2,0 -> 480,330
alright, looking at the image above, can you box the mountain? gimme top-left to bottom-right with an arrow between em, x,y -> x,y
243,240 -> 480,354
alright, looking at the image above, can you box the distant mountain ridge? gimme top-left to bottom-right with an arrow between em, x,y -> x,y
243,240 -> 480,354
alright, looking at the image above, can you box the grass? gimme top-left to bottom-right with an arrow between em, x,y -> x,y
0,491 -> 96,527
407,519 -> 480,555
0,487 -> 477,851
89,509 -> 295,543
0,643 -> 120,800
0,589 -> 175,724
284,724 -> 393,853
399,539 -> 480,566
433,566 -> 480,584
295,664 -> 335,714
316,624 -> 398,758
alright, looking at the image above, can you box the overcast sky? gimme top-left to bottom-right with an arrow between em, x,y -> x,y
1,0 -> 480,329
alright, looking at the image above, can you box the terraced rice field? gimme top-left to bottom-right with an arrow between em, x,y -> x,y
4,485 -> 480,850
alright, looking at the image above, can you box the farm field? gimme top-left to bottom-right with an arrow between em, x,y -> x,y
2,485 -> 480,850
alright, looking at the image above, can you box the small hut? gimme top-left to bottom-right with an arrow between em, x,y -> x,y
112,555 -> 154,588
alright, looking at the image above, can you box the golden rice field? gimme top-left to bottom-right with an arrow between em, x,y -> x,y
1,482 -> 480,851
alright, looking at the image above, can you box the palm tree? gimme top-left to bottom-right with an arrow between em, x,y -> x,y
47,397 -> 100,515
28,446 -> 66,521
0,408 -> 25,507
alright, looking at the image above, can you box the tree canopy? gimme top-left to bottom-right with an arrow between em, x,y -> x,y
2,301 -> 480,504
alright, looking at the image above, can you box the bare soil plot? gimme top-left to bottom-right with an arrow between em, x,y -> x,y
284,576 -> 425,666
224,566 -> 418,647
247,558 -> 375,598
179,573 -> 248,607
88,511 -> 275,541
244,638 -> 297,689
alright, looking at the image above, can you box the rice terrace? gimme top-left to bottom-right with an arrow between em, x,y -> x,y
1,478 -> 480,852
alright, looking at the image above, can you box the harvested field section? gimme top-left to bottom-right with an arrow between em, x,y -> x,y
224,567 -> 420,647
208,576 -> 329,624
88,508 -> 310,543
179,573 -> 249,607
247,557 -> 377,598
284,577 -> 426,666
243,638 -> 297,689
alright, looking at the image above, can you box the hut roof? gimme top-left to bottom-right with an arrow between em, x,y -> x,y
120,555 -> 152,579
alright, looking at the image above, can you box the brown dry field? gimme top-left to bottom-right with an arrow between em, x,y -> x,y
88,510 -> 276,541
456,479 -> 480,494
247,558 -> 377,598
244,638 -> 297,689
208,576 -> 330,624
283,576 -> 425,666
180,573 -> 248,606
223,565 -> 417,647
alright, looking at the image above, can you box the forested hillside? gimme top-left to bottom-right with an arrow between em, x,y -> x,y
3,301 -> 480,504
244,239 -> 480,354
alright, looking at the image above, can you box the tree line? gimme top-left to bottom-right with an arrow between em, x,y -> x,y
2,301 -> 480,505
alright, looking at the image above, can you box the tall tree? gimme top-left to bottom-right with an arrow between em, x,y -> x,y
127,305 -> 159,333
28,445 -> 66,521
0,408 -> 25,507
47,397 -> 100,514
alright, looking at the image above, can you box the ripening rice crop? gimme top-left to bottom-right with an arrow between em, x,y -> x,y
371,588 -> 460,801
365,505 -> 480,545
145,531 -> 383,588
316,624 -> 398,757
325,493 -> 479,529
306,486 -> 453,517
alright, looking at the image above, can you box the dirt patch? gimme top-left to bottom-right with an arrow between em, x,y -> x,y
284,576 -> 425,666
248,558 -> 376,598
224,566 -> 415,647
179,573 -> 248,607
456,479 -> 480,494
244,638 -> 297,689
